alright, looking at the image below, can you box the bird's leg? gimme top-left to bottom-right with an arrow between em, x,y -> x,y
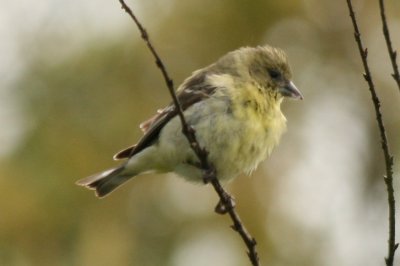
201,166 -> 236,214
215,192 -> 236,214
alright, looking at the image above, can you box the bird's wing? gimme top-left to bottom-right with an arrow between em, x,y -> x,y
113,72 -> 217,160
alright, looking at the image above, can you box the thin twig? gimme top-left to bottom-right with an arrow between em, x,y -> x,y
345,1 -> 397,265
378,0 -> 400,91
118,1 -> 260,265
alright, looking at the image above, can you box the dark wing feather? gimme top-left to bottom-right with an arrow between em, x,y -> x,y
114,71 -> 217,160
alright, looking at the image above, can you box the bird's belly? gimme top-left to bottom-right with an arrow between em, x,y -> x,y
205,118 -> 279,180
195,109 -> 286,180
157,98 -> 286,182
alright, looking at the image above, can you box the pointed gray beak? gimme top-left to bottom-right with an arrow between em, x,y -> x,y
280,81 -> 303,100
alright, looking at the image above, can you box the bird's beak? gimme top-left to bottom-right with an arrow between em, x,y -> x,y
280,81 -> 303,100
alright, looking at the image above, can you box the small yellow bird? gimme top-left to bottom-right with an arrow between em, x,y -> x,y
77,45 -> 302,197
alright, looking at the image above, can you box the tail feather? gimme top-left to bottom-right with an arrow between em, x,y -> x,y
76,166 -> 132,197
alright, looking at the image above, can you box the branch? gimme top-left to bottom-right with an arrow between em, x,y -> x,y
118,1 -> 260,265
345,1 -> 397,265
378,0 -> 400,91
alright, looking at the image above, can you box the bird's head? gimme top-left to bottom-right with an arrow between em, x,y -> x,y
230,45 -> 303,100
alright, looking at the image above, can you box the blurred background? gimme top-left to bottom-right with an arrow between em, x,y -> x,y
0,0 -> 399,265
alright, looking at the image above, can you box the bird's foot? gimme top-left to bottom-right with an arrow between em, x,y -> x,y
215,192 -> 236,214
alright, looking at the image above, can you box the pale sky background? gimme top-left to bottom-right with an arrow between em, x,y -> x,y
0,1 -> 130,157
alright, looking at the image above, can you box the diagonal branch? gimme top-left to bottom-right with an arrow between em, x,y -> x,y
378,0 -> 400,92
345,1 -> 397,266
118,1 -> 260,265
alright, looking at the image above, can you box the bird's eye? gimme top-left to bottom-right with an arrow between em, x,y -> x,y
268,69 -> 281,79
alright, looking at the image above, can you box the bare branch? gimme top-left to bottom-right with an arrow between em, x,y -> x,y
345,1 -> 397,265
118,1 -> 260,264
378,0 -> 400,91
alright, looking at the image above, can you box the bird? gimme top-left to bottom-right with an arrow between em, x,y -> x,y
76,45 -> 303,198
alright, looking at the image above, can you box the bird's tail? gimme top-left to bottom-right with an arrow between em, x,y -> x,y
76,166 -> 133,197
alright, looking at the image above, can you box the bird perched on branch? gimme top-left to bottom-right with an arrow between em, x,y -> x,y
77,45 -> 303,197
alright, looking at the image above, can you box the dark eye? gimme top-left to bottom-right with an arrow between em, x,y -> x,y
268,69 -> 281,79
